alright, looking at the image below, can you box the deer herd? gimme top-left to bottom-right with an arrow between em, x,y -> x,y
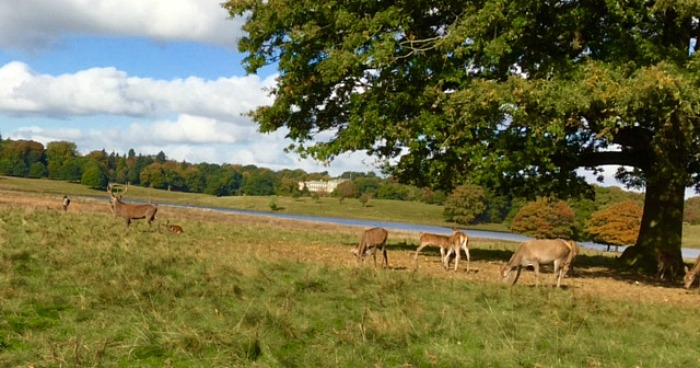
353,226 -> 700,291
60,183 -> 700,290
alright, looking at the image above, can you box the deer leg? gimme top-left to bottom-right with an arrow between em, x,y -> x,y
511,266 -> 522,286
533,263 -> 540,287
442,248 -> 452,270
554,260 -> 562,288
414,244 -> 429,263
382,247 -> 388,268
453,246 -> 460,272
462,244 -> 470,273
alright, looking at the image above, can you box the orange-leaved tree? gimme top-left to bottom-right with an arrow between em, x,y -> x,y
510,198 -> 575,239
585,200 -> 642,251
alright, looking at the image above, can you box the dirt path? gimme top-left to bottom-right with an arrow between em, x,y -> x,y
2,189 -> 698,307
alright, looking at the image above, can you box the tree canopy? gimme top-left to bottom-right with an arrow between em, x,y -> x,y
586,200 -> 643,248
224,0 -> 700,271
510,198 -> 575,240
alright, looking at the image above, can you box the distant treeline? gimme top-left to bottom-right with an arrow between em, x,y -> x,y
4,135 -> 700,230
0,136 -> 446,202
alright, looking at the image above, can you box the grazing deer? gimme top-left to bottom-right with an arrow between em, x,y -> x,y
655,250 -> 683,282
162,220 -> 184,234
415,230 -> 471,272
351,227 -> 388,268
107,183 -> 158,231
500,239 -> 576,288
683,255 -> 700,289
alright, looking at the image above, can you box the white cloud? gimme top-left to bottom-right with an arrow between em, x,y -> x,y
0,62 -> 275,119
0,61 -> 375,176
0,0 -> 243,51
0,1 -> 380,177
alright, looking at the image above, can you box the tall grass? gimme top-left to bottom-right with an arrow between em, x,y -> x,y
0,205 -> 697,367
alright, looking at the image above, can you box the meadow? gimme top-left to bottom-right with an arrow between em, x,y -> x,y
0,177 -> 698,367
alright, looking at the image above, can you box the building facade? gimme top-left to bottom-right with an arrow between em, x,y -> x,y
298,179 -> 348,194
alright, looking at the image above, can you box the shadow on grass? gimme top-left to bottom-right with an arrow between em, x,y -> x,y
383,241 -> 690,289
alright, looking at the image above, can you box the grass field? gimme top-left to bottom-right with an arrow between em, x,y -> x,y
0,181 -> 698,367
0,176 -> 508,232
2,176 -> 699,248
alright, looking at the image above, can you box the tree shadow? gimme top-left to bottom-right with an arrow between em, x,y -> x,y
392,242 -> 691,289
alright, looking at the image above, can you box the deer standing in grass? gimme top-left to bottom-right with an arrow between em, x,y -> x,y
500,239 -> 577,288
107,183 -> 158,231
351,227 -> 388,268
61,195 -> 70,212
414,229 -> 470,272
683,254 -> 700,289
444,230 -> 470,272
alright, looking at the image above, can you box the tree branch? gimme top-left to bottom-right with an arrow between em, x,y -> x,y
578,150 -> 653,172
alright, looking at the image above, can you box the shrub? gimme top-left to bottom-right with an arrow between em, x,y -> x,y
510,197 -> 575,239
585,200 -> 642,247
684,196 -> 700,225
443,184 -> 487,225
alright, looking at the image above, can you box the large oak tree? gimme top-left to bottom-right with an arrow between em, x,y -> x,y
224,0 -> 700,271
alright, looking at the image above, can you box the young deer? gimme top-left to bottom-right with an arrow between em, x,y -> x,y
415,230 -> 470,272
501,239 -> 576,288
655,250 -> 683,282
61,195 -> 71,212
683,254 -> 700,289
162,220 -> 184,234
351,227 -> 389,268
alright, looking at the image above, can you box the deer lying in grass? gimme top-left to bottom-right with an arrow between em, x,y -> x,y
415,230 -> 470,272
501,239 -> 576,288
683,254 -> 700,289
655,250 -> 683,282
107,183 -> 158,231
351,227 -> 388,268
161,220 -> 184,234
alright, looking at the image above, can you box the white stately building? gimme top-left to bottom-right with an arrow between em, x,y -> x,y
298,179 -> 348,194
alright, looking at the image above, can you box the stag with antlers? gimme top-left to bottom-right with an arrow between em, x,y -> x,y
107,183 -> 158,231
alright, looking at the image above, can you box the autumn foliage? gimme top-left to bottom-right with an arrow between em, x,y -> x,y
585,200 -> 642,247
443,184 -> 487,225
510,198 -> 575,239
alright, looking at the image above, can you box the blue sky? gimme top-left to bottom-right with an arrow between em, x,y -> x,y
0,0 -> 662,196
0,0 -> 374,176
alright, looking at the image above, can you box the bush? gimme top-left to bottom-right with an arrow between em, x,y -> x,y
585,200 -> 642,247
510,197 -> 575,239
81,164 -> 107,189
443,184 -> 487,225
684,196 -> 700,225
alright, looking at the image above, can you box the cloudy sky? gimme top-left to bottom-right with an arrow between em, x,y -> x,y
0,0 -> 379,176
0,0 -> 660,196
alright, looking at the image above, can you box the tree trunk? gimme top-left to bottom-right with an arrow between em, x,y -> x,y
619,172 -> 685,273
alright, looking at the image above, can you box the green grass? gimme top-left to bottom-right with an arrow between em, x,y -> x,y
0,176 -> 507,231
0,205 -> 698,367
3,175 -> 700,248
